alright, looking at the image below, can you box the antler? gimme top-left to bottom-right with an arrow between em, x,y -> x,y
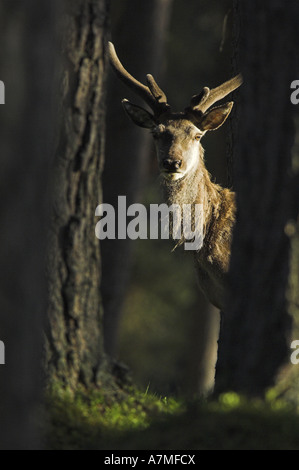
108,42 -> 169,115
189,74 -> 243,115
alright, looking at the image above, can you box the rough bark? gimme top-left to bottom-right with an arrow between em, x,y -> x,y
216,0 -> 299,395
0,0 -> 58,449
46,0 -> 109,389
226,1 -> 241,188
102,0 -> 173,356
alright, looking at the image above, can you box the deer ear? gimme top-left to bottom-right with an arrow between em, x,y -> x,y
200,102 -> 233,131
122,99 -> 156,129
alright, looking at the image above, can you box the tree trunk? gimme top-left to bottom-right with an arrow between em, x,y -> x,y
102,0 -> 173,356
46,0 -> 109,389
0,0 -> 58,449
216,0 -> 299,396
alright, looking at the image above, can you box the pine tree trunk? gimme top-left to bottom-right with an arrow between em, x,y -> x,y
216,0 -> 299,396
46,0 -> 110,389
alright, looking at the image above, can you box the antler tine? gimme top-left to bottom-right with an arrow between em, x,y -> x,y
191,73 -> 243,114
108,42 -> 155,109
146,74 -> 168,105
108,42 -> 168,114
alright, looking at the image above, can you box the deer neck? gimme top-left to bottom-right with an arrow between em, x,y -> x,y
161,153 -> 226,238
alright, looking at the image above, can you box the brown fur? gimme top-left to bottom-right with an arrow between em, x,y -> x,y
161,143 -> 236,310
108,42 -> 241,311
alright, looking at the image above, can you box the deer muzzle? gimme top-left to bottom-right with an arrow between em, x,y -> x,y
162,158 -> 182,172
161,158 -> 184,181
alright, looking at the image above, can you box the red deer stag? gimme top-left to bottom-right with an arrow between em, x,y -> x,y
108,42 -> 242,311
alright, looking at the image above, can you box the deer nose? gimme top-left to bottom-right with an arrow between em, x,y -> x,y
163,159 -> 182,172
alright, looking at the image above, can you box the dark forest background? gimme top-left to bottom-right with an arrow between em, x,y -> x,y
0,0 -> 298,450
104,0 -> 233,397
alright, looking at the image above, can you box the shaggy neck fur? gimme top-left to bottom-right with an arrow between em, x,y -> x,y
161,147 -> 223,236
160,144 -> 236,311
161,144 -> 236,273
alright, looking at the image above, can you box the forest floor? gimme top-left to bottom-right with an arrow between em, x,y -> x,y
45,382 -> 299,450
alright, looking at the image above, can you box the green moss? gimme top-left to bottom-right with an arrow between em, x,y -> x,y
45,384 -> 299,450
45,383 -> 183,450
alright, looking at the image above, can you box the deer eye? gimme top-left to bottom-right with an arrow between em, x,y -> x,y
195,134 -> 201,141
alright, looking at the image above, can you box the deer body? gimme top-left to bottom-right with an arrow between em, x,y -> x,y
159,123 -> 236,310
108,42 -> 241,311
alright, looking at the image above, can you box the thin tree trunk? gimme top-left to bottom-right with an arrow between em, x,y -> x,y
46,0 -> 110,389
0,0 -> 58,449
102,0 -> 173,356
216,0 -> 299,396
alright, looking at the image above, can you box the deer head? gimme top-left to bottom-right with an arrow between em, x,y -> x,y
108,42 -> 242,183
